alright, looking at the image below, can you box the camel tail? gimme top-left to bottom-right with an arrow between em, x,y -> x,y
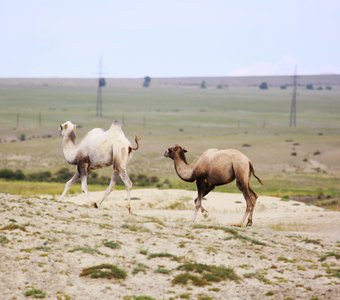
129,136 -> 140,153
249,161 -> 263,185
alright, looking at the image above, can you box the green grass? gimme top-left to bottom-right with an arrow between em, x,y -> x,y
147,252 -> 181,262
79,263 -> 127,280
24,287 -> 46,298
103,240 -> 122,249
193,224 -> 266,246
68,245 -> 103,255
1,83 -> 340,200
172,262 -> 240,286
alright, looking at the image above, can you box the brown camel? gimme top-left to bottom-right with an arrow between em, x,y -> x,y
164,145 -> 262,226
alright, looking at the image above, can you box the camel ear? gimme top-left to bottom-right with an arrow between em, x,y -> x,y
183,148 -> 188,153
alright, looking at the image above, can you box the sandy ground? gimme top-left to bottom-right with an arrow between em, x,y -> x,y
0,189 -> 339,300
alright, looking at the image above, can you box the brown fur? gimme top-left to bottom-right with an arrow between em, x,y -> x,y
164,144 -> 262,226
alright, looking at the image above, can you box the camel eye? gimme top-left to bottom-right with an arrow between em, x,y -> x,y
63,124 -> 68,130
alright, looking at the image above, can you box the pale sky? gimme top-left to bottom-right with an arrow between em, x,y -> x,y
0,0 -> 339,78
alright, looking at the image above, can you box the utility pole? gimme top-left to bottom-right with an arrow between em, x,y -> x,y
96,56 -> 106,117
290,66 -> 298,127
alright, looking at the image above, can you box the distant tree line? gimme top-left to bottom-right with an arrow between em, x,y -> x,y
0,168 -> 172,188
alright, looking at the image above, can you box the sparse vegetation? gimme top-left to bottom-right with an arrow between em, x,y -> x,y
24,287 -> 46,298
173,262 -> 240,286
103,239 -> 122,249
68,245 -> 103,255
148,252 -> 181,262
80,264 -> 127,280
1,223 -> 27,231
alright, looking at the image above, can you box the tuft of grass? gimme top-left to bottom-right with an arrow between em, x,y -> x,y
173,262 -> 240,286
1,223 -> 27,231
56,291 -> 71,300
167,200 -> 188,210
0,235 -> 9,245
179,293 -> 191,299
103,240 -> 121,249
319,252 -> 340,262
69,245 -> 103,255
24,287 -> 46,298
303,238 -> 323,246
126,296 -> 156,300
132,263 -> 149,275
80,264 -> 127,280
194,224 -> 266,246
265,291 -> 275,297
277,256 -> 297,263
155,266 -> 171,275
121,223 -> 150,233
172,272 -> 207,287
148,252 -> 181,262
244,271 -> 272,284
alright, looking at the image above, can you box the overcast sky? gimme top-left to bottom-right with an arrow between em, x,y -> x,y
0,0 -> 339,78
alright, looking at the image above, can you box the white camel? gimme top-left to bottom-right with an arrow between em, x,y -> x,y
59,120 -> 139,212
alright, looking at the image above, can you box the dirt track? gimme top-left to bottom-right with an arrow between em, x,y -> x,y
0,189 -> 339,299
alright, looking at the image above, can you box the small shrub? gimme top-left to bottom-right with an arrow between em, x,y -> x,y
132,263 -> 149,275
319,252 -> 340,262
0,235 -> 9,245
19,133 -> 26,141
259,82 -> 268,90
80,264 -> 127,280
148,252 -> 180,262
0,169 -> 26,180
24,287 -> 46,298
69,246 -> 102,255
172,262 -> 240,286
313,150 -> 321,156
103,240 -> 121,249
1,223 -> 26,231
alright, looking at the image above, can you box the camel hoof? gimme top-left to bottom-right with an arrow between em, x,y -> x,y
203,211 -> 209,218
92,202 -> 98,208
246,222 -> 253,227
127,207 -> 132,214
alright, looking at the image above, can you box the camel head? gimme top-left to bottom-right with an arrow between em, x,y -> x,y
59,121 -> 76,141
164,144 -> 187,160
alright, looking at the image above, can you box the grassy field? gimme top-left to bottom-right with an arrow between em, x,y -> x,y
0,79 -> 340,202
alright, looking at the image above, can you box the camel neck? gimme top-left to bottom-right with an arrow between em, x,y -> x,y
62,132 -> 78,164
174,155 -> 195,182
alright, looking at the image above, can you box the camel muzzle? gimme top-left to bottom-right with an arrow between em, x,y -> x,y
164,150 -> 170,157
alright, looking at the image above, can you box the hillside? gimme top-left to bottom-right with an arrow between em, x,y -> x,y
0,189 -> 339,299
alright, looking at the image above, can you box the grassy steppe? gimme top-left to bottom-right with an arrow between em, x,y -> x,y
0,81 -> 340,204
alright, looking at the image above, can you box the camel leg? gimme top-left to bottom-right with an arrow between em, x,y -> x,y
60,171 -> 80,200
233,180 -> 252,227
246,188 -> 258,227
192,180 -> 209,223
96,171 -> 119,207
78,164 -> 90,204
118,169 -> 133,214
